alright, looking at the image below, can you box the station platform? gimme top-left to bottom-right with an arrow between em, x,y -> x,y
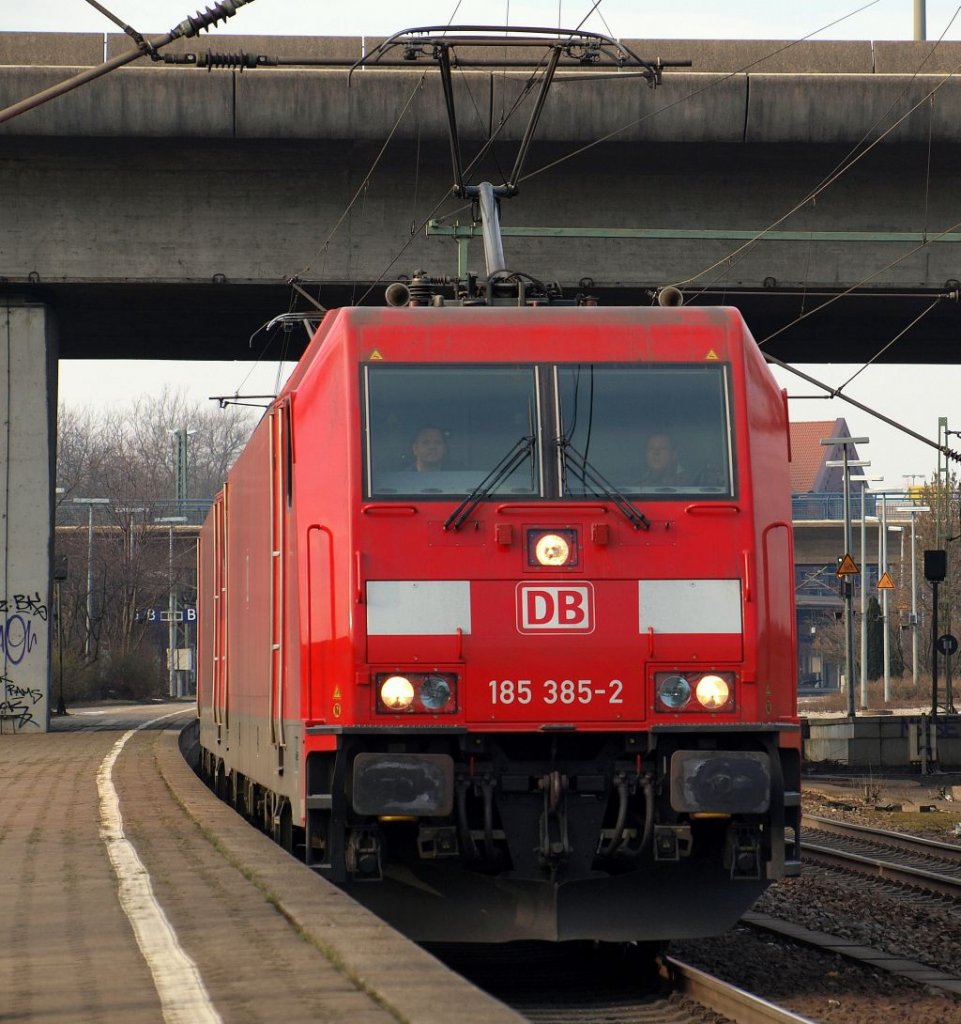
0,704 -> 525,1024
804,709 -> 961,771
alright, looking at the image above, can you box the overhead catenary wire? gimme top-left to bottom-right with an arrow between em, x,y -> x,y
290,0 -> 550,293
671,4 -> 961,299
531,1 -> 961,469
257,1 -> 957,471
755,216 -> 961,351
833,298 -> 942,393
517,0 -> 885,189
290,2 -> 881,312
766,353 -> 961,464
289,75 -> 429,282
352,54 -> 556,305
0,0 -> 255,126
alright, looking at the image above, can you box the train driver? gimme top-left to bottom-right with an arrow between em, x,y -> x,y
411,426 -> 449,472
640,431 -> 689,487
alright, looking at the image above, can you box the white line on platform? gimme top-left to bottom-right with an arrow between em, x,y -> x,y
97,711 -> 222,1024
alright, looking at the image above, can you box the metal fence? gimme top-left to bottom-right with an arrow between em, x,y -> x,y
791,491 -> 915,521
55,498 -> 213,527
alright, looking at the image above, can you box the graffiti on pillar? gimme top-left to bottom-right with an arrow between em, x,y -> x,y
1,593 -> 48,730
0,592 -> 48,620
1,595 -> 45,664
1,675 -> 44,729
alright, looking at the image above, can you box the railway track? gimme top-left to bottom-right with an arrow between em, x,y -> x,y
664,958 -> 820,1024
802,814 -> 961,896
427,941 -> 819,1024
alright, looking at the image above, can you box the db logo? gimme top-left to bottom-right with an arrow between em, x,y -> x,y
516,583 -> 594,633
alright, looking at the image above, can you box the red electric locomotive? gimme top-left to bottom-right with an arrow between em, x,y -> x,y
197,25 -> 799,945
197,295 -> 801,943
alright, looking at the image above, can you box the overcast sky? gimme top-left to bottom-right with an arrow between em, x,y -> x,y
13,1 -> 961,490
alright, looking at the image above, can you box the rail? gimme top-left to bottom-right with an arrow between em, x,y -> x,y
802,815 -> 961,897
664,957 -> 819,1024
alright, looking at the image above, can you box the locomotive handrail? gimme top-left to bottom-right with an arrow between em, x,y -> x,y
495,503 -> 609,514
684,503 -> 741,514
361,504 -> 419,515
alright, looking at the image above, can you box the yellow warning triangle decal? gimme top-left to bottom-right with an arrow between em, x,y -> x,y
369,350 -> 384,360
877,572 -> 895,590
705,349 -> 719,360
836,553 -> 860,576
332,686 -> 342,699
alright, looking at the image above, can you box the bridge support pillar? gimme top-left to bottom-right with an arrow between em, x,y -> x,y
1,301 -> 56,733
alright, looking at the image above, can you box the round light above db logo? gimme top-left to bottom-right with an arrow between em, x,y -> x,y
527,527 -> 578,568
535,533 -> 570,566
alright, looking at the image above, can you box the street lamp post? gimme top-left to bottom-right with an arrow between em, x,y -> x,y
895,504 -> 932,692
851,473 -> 881,710
822,436 -> 870,718
156,516 -> 187,698
52,555 -> 68,715
73,497 -> 110,657
867,495 -> 902,703
880,495 -> 889,699
880,507 -> 903,702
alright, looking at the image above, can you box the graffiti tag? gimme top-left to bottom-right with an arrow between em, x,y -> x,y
1,675 -> 43,729
0,614 -> 39,665
0,592 -> 48,621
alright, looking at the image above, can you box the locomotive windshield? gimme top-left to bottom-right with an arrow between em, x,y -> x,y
556,364 -> 734,498
364,364 -> 541,497
363,362 -> 734,500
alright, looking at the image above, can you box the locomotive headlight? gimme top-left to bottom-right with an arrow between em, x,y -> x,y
375,672 -> 459,714
527,527 -> 578,568
380,675 -> 415,710
535,533 -> 570,566
420,674 -> 453,710
695,674 -> 731,709
655,671 -> 735,713
657,674 -> 692,709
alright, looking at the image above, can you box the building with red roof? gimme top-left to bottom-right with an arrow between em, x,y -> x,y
789,418 -> 901,696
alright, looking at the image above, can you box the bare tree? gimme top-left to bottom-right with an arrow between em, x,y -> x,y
54,389 -> 257,698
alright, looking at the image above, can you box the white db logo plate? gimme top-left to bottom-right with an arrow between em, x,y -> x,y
516,583 -> 594,634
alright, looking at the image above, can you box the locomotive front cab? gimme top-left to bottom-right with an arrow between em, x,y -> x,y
299,307 -> 800,943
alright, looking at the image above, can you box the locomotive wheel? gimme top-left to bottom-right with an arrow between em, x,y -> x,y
231,772 -> 247,815
274,800 -> 297,854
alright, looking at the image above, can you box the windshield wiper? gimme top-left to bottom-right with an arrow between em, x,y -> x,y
444,434 -> 535,531
556,437 -> 650,530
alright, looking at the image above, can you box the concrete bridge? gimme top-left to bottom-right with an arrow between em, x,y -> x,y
3,31 -> 961,727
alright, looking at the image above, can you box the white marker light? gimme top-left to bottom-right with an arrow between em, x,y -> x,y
535,533 -> 571,566
380,675 -> 415,710
695,674 -> 731,709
